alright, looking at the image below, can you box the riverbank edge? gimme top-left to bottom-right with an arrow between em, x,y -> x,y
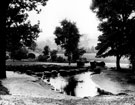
0,71 -> 135,105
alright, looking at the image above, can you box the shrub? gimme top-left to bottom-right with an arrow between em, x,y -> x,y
37,55 -> 49,62
56,56 -> 66,63
10,47 -> 28,60
50,50 -> 58,62
77,60 -> 85,67
27,53 -> 36,59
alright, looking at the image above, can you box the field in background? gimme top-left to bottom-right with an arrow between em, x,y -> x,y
57,53 -> 129,64
6,53 -> 130,68
57,53 -> 130,68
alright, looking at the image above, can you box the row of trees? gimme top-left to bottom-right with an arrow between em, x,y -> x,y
38,46 -> 66,62
38,43 -> 86,63
91,0 -> 135,71
7,17 -> 86,64
7,40 -> 86,63
38,46 -> 58,62
6,45 -> 66,62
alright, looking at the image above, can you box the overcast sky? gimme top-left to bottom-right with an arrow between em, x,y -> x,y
28,0 -> 101,48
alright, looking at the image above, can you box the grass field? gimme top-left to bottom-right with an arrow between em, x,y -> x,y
6,53 -> 130,68
58,53 -> 129,64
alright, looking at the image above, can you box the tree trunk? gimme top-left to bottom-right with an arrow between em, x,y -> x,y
68,54 -> 72,66
130,54 -> 135,73
68,61 -> 71,66
116,54 -> 121,70
132,63 -> 135,73
0,25 -> 6,79
0,1 -> 11,79
0,12 -> 6,79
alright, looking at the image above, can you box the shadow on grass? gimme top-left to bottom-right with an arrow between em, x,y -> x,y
109,67 -> 135,84
0,81 -> 10,95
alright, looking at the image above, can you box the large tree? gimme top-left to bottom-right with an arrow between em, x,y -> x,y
54,19 -> 82,65
127,18 -> 135,71
91,0 -> 135,70
0,0 -> 48,79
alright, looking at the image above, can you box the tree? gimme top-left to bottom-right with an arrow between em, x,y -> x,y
43,45 -> 50,56
95,19 -> 126,70
72,48 -> 86,62
50,50 -> 58,62
7,21 -> 41,59
29,41 -> 37,51
11,46 -> 28,60
91,0 -> 135,70
42,45 -> 50,61
54,19 -> 81,65
0,0 -> 48,79
126,19 -> 135,72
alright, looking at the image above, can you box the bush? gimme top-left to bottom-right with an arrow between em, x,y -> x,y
37,55 -> 49,62
27,53 -> 36,59
77,61 -> 85,67
50,50 -> 58,62
56,56 -> 67,63
10,47 -> 28,60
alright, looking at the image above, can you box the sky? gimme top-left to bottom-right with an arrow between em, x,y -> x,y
28,0 -> 101,49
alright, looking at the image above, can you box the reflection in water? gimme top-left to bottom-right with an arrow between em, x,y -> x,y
43,73 -> 68,94
75,72 -> 99,97
43,71 -> 124,98
43,71 -> 101,98
49,74 -> 68,93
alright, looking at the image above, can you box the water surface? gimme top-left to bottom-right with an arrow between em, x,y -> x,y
43,71 -> 125,98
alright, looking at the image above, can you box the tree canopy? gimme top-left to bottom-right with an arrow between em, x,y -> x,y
6,0 -> 46,52
0,0 -> 48,79
91,0 -> 135,70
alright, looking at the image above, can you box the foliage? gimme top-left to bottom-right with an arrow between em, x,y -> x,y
50,50 -> 58,62
72,48 -> 86,62
56,56 -> 67,63
37,54 -> 48,62
43,45 -> 50,56
10,47 -> 28,60
54,19 -> 82,65
27,53 -> 36,59
29,41 -> 37,51
42,45 -> 50,61
6,19 -> 41,53
0,0 -> 48,79
6,0 -> 47,52
91,0 -> 135,70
